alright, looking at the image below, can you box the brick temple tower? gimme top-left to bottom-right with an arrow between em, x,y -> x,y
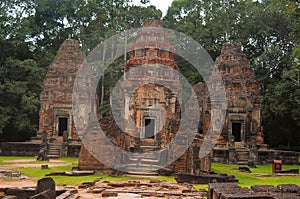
120,19 -> 182,152
78,20 -> 205,174
38,39 -> 85,139
194,42 -> 263,163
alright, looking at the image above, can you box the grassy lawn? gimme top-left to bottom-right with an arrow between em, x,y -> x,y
0,156 -> 299,188
211,163 -> 300,187
0,156 -> 36,165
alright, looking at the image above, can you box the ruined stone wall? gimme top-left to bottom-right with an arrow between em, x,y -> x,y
212,148 -> 299,165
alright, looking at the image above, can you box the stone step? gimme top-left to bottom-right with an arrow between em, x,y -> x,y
48,147 -> 61,150
126,171 -> 158,176
47,155 -> 60,158
235,150 -> 250,162
124,165 -> 160,171
47,143 -> 62,158
139,138 -> 156,146
140,146 -> 160,152
49,143 -> 62,147
125,158 -> 160,165
235,142 -> 245,148
122,166 -> 159,176
130,153 -> 158,159
48,149 -> 60,153
48,154 -> 60,156
48,148 -> 61,151
237,161 -> 248,165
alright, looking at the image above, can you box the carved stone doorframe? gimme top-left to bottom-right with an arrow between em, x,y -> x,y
228,113 -> 247,143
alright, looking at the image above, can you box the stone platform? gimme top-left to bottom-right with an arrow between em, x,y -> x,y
213,148 -> 300,165
175,173 -> 238,184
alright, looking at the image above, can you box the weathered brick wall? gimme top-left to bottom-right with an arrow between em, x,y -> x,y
212,148 -> 299,165
1,142 -> 40,156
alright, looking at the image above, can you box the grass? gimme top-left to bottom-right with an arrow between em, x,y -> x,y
211,163 -> 300,187
0,156 -> 35,165
1,156 -> 300,188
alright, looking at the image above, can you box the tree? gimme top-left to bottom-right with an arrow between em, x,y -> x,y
164,0 -> 300,147
0,0 -> 163,137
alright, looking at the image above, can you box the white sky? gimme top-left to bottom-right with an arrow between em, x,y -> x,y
131,0 -> 174,17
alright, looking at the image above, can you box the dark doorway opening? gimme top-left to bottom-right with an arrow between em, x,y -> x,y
232,122 -> 242,142
58,117 -> 68,136
145,119 -> 155,139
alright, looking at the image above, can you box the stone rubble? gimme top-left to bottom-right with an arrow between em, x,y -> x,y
208,183 -> 300,199
76,180 -> 207,198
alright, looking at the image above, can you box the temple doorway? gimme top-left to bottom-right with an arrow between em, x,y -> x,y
144,118 -> 155,139
58,117 -> 68,136
232,122 -> 242,142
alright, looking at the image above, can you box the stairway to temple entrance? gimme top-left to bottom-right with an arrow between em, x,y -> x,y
47,138 -> 63,158
119,148 -> 168,176
234,142 -> 250,164
139,138 -> 160,153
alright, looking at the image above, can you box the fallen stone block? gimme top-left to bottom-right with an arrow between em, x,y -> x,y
213,187 -> 251,199
41,165 -> 48,170
272,192 -> 300,199
65,171 -> 95,176
208,183 -> 240,199
81,181 -> 96,186
45,172 -> 65,176
107,182 -> 126,187
275,169 -> 299,174
5,188 -> 28,199
176,173 -> 238,184
35,178 -> 55,195
220,193 -> 273,199
102,190 -> 118,197
250,185 -> 278,193
277,184 -> 300,193
56,190 -> 78,199
91,188 -> 105,194
2,196 -> 18,199
30,189 -> 56,199
238,166 -> 252,173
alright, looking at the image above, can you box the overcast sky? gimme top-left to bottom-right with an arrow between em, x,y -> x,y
131,0 -> 174,16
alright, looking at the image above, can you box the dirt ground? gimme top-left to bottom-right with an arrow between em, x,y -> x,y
0,158 -> 70,188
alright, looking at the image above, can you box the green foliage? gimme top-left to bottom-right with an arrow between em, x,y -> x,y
0,58 -> 45,140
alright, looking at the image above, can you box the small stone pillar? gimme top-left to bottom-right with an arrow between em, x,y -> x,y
249,136 -> 258,165
63,130 -> 68,143
191,135 -> 203,175
61,130 -> 68,156
228,135 -> 236,163
41,130 -> 47,142
199,135 -> 212,174
200,152 -> 212,174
